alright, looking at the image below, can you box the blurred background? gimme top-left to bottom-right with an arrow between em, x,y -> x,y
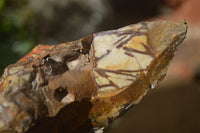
0,0 -> 200,132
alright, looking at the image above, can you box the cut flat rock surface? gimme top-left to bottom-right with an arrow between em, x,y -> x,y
0,20 -> 187,133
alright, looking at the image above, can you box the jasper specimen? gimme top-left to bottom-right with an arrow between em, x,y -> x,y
0,20 -> 187,133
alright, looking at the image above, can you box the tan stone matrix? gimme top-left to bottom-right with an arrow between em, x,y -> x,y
0,20 -> 187,133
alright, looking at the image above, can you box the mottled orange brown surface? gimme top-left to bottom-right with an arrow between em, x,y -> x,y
0,20 -> 187,133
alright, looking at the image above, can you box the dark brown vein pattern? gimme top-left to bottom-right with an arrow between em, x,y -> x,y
92,23 -> 156,94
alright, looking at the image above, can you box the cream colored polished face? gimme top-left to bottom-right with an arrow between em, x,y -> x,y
92,23 -> 154,96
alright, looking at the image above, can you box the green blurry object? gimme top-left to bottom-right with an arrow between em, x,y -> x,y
0,0 -> 35,75
12,40 -> 33,56
0,0 -> 5,12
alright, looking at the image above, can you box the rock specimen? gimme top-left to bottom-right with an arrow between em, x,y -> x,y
0,20 -> 187,133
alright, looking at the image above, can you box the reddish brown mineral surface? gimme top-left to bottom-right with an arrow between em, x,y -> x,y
0,20 -> 187,133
